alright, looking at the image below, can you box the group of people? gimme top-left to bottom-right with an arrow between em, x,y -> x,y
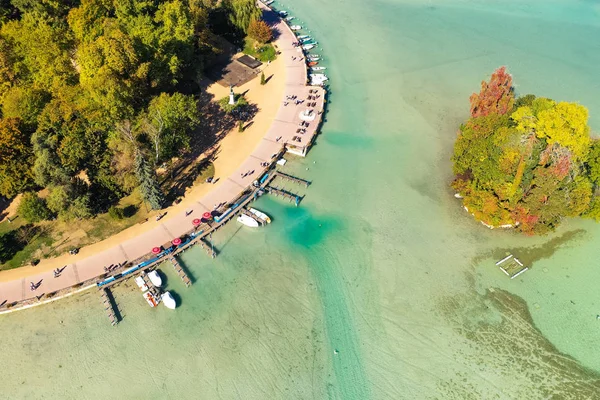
240,169 -> 255,179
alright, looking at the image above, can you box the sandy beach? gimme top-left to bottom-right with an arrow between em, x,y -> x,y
0,53 -> 286,283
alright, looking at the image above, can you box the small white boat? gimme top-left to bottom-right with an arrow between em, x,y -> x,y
310,66 -> 326,71
249,208 -> 271,224
290,25 -> 302,30
310,73 -> 328,81
143,291 -> 159,307
161,291 -> 176,310
278,11 -> 288,16
296,34 -> 309,39
148,270 -> 162,287
265,0 -> 274,4
237,213 -> 259,228
135,276 -> 149,292
302,44 -> 315,50
286,16 -> 295,21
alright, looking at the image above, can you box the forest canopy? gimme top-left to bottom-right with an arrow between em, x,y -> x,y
452,67 -> 600,235
0,0 -> 262,214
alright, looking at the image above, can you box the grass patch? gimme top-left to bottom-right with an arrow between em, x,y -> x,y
243,38 -> 276,62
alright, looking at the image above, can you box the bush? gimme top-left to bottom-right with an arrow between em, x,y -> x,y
248,20 -> 272,44
260,72 -> 266,85
219,94 -> 248,114
18,192 -> 52,223
0,231 -> 19,263
238,120 -> 244,132
108,206 -> 125,220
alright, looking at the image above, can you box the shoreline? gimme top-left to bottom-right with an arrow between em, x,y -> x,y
0,5 -> 326,314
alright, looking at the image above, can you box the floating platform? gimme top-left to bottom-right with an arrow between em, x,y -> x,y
496,254 -> 528,279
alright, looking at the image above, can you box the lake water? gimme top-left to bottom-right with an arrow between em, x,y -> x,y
2,0 -> 600,398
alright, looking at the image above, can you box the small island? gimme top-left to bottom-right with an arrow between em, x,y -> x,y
452,67 -> 600,235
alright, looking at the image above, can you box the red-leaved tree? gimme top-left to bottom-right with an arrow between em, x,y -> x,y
469,66 -> 514,118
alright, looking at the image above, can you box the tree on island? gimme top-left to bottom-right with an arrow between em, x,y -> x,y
452,67 -> 600,235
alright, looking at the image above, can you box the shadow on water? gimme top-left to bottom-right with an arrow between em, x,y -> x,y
175,257 -> 196,285
473,229 -> 587,267
283,206 -> 371,399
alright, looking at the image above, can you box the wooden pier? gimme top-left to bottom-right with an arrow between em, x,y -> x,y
276,171 -> 311,187
100,288 -> 119,326
169,256 -> 192,287
265,185 -> 302,206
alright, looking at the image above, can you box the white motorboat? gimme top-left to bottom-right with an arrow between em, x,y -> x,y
278,11 -> 288,16
249,208 -> 271,224
290,25 -> 302,30
148,270 -> 162,287
296,34 -> 309,40
307,56 -> 320,61
237,213 -> 259,228
310,66 -> 326,71
135,276 -> 149,292
264,0 -> 274,4
302,44 -> 315,50
143,291 -> 159,307
286,16 -> 295,21
161,291 -> 176,310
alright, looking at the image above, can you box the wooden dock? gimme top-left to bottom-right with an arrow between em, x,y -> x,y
265,185 -> 302,206
169,256 -> 191,287
276,171 -> 311,187
100,288 -> 119,326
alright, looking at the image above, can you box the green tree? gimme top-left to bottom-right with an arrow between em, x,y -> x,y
145,92 -> 200,161
2,86 -> 51,129
134,151 -> 164,210
0,117 -> 34,197
224,0 -> 260,34
18,192 -> 52,223
46,185 -> 70,214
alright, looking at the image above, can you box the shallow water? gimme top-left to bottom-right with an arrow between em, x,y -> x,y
2,0 -> 600,398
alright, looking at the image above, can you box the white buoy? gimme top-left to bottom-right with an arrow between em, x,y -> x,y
334,349 -> 339,355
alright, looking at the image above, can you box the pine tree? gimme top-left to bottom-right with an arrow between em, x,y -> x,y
134,151 -> 164,210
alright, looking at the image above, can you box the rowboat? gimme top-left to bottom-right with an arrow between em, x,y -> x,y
249,208 -> 271,224
135,276 -> 149,292
290,25 -> 302,30
310,66 -> 326,71
308,61 -> 318,66
143,291 -> 159,307
237,213 -> 259,228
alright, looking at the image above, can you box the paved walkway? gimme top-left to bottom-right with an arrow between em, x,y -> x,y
0,6 -> 325,311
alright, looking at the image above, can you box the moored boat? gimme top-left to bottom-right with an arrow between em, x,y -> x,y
249,208 -> 271,223
161,292 -> 176,310
143,291 -> 159,307
135,275 -> 149,292
264,0 -> 274,4
237,213 -> 260,228
302,44 -> 315,50
308,61 -> 318,66
148,270 -> 162,287
290,25 -> 302,30
278,11 -> 288,16
310,66 -> 326,71
285,16 -> 295,21
296,34 -> 309,39
310,73 -> 328,81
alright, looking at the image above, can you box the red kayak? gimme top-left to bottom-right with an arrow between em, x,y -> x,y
308,61 -> 318,66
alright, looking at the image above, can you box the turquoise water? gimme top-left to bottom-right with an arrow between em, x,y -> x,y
2,0 -> 600,398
